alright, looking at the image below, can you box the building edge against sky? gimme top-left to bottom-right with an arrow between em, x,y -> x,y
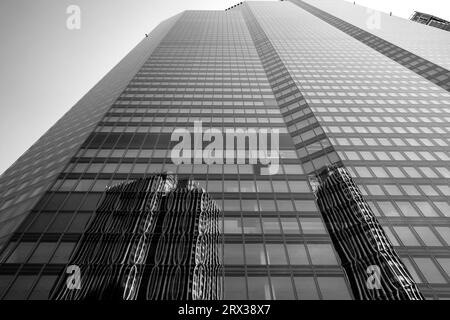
0,0 -> 449,299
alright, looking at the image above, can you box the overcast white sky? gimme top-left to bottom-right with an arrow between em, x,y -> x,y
0,0 -> 449,175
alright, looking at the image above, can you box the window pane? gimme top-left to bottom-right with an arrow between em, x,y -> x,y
419,186 -> 439,196
371,167 -> 388,178
74,179 -> 94,192
384,185 -> 402,196
396,202 -> 419,217
224,217 -> 241,234
277,200 -> 294,212
27,213 -> 54,233
272,181 -> 289,193
29,275 -> 58,300
387,167 -> 405,178
0,275 -> 14,298
355,167 -> 372,178
51,242 -> 75,263
207,180 -> 222,192
434,202 -> 450,217
414,227 -> 442,246
378,202 -> 399,217
437,258 -> 450,278
238,165 -> 254,174
300,218 -> 326,234
435,227 -> 450,246
248,277 -> 271,300
288,181 -> 310,193
245,244 -> 266,265
59,180 -> 78,191
294,200 -> 317,212
6,243 -> 34,263
240,181 -> 255,193
224,200 -> 240,212
48,213 -> 73,233
241,200 -> 258,212
308,244 -> 338,265
256,181 -> 272,192
4,275 -> 36,300
259,200 -> 276,212
67,213 -> 91,233
317,277 -> 351,300
29,242 -> 57,263
271,277 -> 294,300
367,185 -> 384,196
415,202 -> 438,217
284,165 -> 304,174
393,227 -> 420,246
402,185 -> 420,196
404,167 -> 421,178
92,180 -> 110,192
401,258 -> 422,283
61,194 -> 84,211
414,258 -> 446,284
262,218 -> 281,234
224,244 -> 243,265
224,181 -> 239,192
287,244 -> 309,265
294,277 -> 319,300
280,218 -> 300,234
242,218 -> 261,234
224,277 -> 246,300
382,226 -> 399,246
266,244 -> 287,265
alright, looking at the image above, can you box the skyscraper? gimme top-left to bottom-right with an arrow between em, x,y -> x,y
0,0 -> 449,300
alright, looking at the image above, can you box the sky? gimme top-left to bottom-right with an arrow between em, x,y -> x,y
0,0 -> 449,175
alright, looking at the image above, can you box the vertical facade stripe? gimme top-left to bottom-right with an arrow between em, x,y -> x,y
241,3 -> 341,172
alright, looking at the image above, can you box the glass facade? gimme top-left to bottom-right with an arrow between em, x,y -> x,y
0,0 -> 449,300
